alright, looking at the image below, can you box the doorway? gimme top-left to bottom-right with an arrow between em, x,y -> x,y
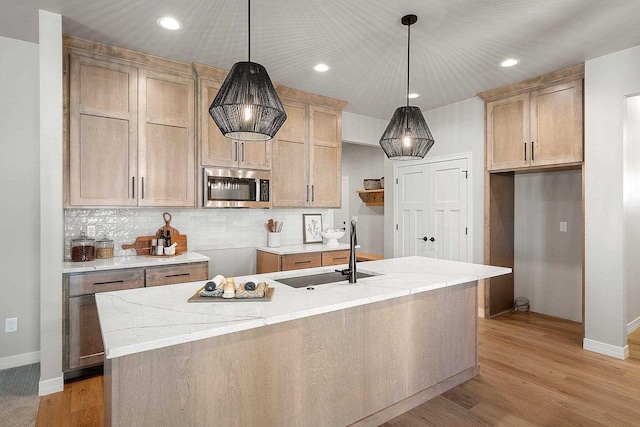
394,154 -> 471,262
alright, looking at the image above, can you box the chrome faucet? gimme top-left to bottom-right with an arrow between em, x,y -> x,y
337,220 -> 357,283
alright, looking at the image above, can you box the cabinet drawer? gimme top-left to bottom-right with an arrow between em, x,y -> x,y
281,253 -> 322,271
322,250 -> 351,266
68,269 -> 145,296
146,262 -> 208,287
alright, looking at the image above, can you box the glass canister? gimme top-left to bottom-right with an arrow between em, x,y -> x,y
95,236 -> 114,259
71,232 -> 95,262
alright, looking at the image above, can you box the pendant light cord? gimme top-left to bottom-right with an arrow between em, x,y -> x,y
248,0 -> 251,62
406,21 -> 410,107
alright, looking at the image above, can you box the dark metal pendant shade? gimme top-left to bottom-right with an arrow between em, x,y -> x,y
380,14 -> 435,160
209,61 -> 287,141
379,106 -> 434,160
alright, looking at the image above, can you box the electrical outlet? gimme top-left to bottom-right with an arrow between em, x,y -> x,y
5,317 -> 17,333
560,222 -> 568,232
86,225 -> 96,237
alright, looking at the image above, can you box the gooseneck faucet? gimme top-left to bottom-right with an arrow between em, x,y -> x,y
337,220 -> 358,283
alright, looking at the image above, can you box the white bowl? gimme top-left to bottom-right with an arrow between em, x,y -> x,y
320,230 -> 345,246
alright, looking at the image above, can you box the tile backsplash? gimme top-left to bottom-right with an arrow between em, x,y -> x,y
64,208 -> 333,260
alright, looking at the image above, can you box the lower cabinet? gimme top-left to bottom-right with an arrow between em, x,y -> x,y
64,261 -> 208,373
256,249 -> 351,273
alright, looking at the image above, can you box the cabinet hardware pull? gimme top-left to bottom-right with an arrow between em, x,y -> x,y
312,185 -> 315,202
93,280 -> 124,285
235,141 -> 238,162
531,141 -> 535,161
295,260 -> 311,265
524,142 -> 527,161
142,177 -> 145,199
241,142 -> 245,162
333,257 -> 348,260
132,177 -> 135,198
165,273 -> 191,278
306,185 -> 309,202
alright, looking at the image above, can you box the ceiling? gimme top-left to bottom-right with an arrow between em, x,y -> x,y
4,0 -> 640,119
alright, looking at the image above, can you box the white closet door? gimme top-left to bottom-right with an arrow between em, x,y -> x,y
396,164 -> 429,257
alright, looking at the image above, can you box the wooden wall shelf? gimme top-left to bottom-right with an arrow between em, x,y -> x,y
357,189 -> 384,206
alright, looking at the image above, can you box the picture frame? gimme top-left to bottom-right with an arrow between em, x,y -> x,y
302,214 -> 323,244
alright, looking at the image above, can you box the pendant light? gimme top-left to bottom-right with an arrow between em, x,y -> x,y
209,0 -> 287,141
379,15 -> 435,160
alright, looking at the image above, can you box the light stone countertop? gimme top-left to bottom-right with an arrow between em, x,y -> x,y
96,257 -> 511,359
62,251 -> 210,273
96,256 -> 511,359
256,243 -> 351,255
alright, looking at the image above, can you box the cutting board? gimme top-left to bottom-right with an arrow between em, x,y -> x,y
122,235 -> 187,256
122,213 -> 187,255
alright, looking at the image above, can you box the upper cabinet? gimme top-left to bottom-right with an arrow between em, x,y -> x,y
196,66 -> 271,171
481,65 -> 584,172
65,37 -> 196,208
271,88 -> 346,208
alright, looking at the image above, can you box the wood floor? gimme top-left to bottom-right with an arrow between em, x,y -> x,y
36,312 -> 640,426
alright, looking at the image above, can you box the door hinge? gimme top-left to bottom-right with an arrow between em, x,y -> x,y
465,227 -> 468,235
396,178 -> 398,184
462,170 -> 468,179
396,224 -> 398,231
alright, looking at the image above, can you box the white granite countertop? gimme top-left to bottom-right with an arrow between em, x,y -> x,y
96,256 -> 511,359
256,243 -> 351,255
62,252 -> 210,273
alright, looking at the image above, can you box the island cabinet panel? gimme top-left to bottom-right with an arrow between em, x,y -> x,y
198,78 -> 272,170
271,89 -> 346,208
104,282 -> 478,427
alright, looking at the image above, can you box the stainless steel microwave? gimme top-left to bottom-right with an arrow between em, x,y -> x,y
203,168 -> 271,208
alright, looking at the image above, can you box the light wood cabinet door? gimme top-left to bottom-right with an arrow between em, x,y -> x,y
321,250 -> 351,266
138,69 -> 195,207
281,253 -> 322,271
69,54 -> 138,206
486,93 -> 530,171
272,100 -> 309,207
145,262 -> 209,287
200,79 -> 272,170
309,105 -> 342,207
530,79 -> 583,167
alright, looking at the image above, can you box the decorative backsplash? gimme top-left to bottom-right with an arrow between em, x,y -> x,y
64,208 -> 333,261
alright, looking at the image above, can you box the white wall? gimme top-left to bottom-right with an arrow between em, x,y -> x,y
384,97 -> 485,264
514,171 -> 582,323
0,36 -> 40,368
39,10 -> 64,395
342,111 -> 388,147
341,143 -> 385,255
584,43 -> 640,359
624,95 -> 640,332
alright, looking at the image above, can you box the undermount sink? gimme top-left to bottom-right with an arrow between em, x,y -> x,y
275,271 -> 375,288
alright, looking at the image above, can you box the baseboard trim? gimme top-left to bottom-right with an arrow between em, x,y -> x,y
0,350 -> 40,370
628,316 -> 640,334
583,338 -> 629,360
39,375 -> 64,396
478,308 -> 485,318
349,365 -> 479,427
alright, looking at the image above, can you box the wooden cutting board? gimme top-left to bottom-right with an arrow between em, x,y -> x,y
157,212 -> 180,239
122,235 -> 188,256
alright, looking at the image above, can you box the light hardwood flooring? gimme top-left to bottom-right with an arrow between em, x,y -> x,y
37,312 -> 640,426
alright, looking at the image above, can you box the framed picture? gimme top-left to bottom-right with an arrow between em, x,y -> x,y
302,214 -> 323,244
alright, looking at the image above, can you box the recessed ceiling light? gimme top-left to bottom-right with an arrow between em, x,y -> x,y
408,93 -> 420,99
313,63 -> 330,73
500,58 -> 519,68
157,17 -> 182,31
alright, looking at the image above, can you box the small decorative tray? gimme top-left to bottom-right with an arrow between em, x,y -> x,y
187,287 -> 274,303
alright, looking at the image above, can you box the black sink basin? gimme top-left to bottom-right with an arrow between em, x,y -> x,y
276,271 -> 375,288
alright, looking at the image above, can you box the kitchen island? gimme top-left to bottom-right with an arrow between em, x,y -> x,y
96,256 -> 510,426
